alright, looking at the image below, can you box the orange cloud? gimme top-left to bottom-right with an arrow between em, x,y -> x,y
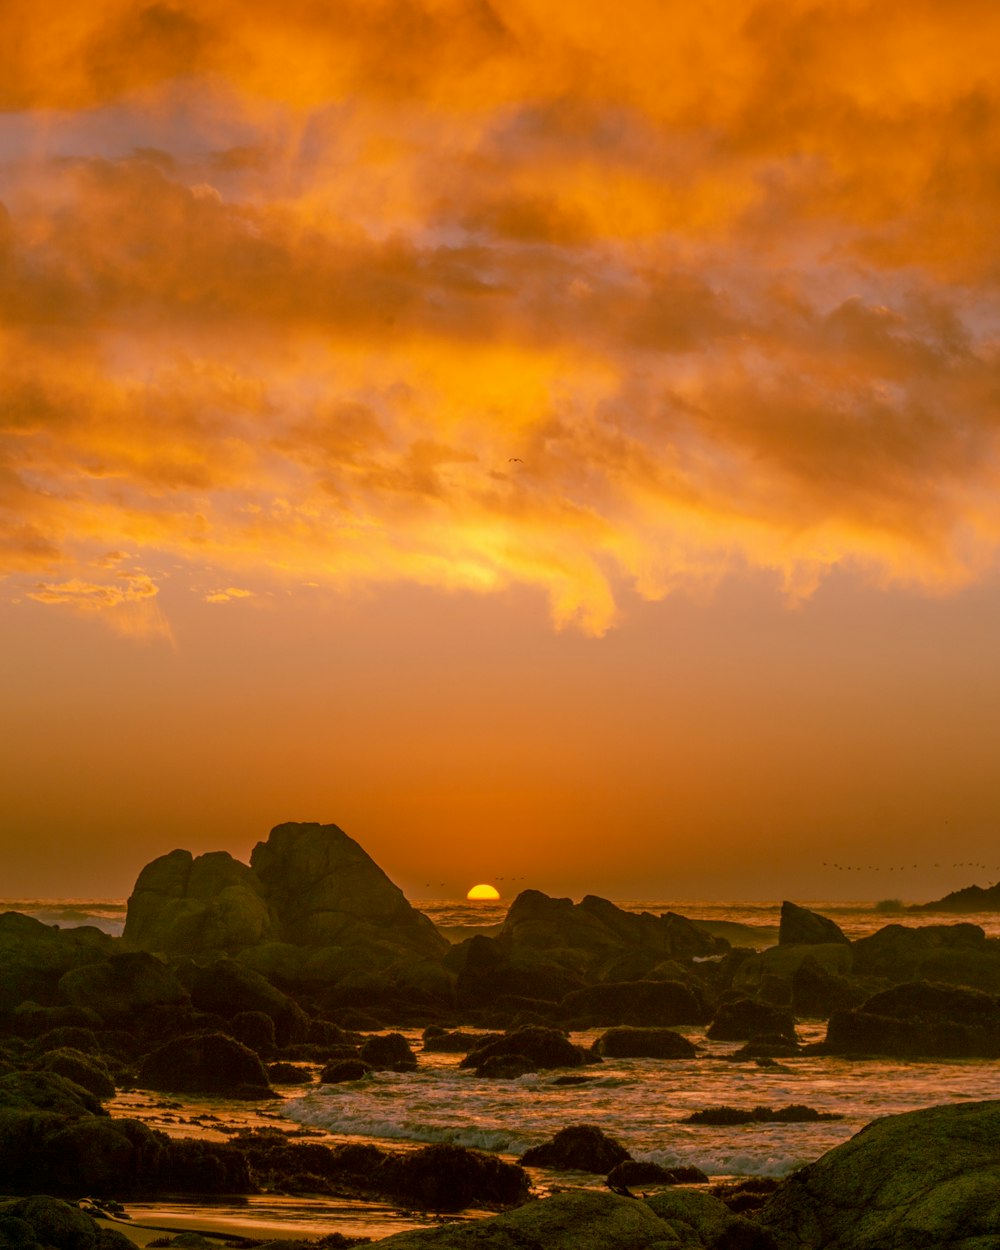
2,3 -> 1000,635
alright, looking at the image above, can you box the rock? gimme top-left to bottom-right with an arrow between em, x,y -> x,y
320,1059 -> 371,1083
250,822 -> 446,956
520,1124 -> 630,1172
226,1010 -> 277,1053
186,958 -> 308,1045
58,953 -> 189,1024
3,1196 -> 100,1250
561,980 -> 708,1027
359,1032 -> 417,1072
706,999 -> 796,1043
476,1054 -> 536,1079
850,922 -> 1000,991
912,881 -> 1000,912
5,1003 -> 103,1037
733,943 -> 853,1000
370,1189 -> 717,1249
379,1143 -> 530,1211
684,1105 -> 840,1125
0,1069 -> 106,1117
136,1032 -> 271,1095
607,1159 -> 709,1187
0,912 -> 114,1012
790,954 -> 863,1017
592,1027 -> 697,1059
778,902 -> 849,946
39,1048 -> 116,1099
450,935 -> 585,1007
459,1027 -> 586,1073
757,1099 -> 1000,1249
122,849 -> 273,956
645,1188 -> 777,1249
267,1062 -> 312,1084
824,981 -> 1000,1058
421,1028 -> 481,1052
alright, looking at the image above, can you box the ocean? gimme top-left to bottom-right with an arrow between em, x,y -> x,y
10,895 -> 1000,1208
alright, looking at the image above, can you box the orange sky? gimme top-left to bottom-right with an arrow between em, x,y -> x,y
2,1 -> 999,899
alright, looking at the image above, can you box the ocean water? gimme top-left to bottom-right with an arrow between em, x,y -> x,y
9,895 -> 1000,943
10,894 -> 1000,1188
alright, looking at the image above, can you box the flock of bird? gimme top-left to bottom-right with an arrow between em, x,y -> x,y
823,862 -> 999,873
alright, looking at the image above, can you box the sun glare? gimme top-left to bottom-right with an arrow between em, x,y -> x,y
466,883 -> 500,900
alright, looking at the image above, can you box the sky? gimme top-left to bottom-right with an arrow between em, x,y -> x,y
2,0 -> 999,902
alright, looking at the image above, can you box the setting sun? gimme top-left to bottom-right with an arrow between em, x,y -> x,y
466,883 -> 500,901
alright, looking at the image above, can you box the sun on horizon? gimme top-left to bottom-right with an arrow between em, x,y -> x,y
466,883 -> 501,901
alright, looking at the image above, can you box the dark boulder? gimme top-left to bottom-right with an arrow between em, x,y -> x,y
520,1124 -> 630,1172
380,1143 -> 530,1211
359,1032 -> 417,1072
320,1059 -> 371,1083
592,1027 -> 697,1059
707,999 -> 796,1043
136,1032 -> 271,1096
851,922 -> 991,985
459,1027 -> 586,1073
561,980 -> 708,1028
421,1028 -> 482,1052
476,1054 -> 536,1079
226,1010 -> 276,1054
0,1069 -> 105,1118
757,1099 -> 1000,1249
5,1004 -> 103,1038
645,1189 -> 778,1250
607,1159 -> 709,1187
825,981 -> 1000,1058
779,902 -> 849,946
685,1105 -> 840,1125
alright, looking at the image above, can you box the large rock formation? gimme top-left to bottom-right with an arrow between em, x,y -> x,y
778,901 -> 849,946
850,921 -> 1000,992
122,849 -> 272,956
250,821 -> 444,956
913,881 -> 1000,913
122,823 -> 446,973
757,1100 -> 1000,1248
448,890 -> 725,1009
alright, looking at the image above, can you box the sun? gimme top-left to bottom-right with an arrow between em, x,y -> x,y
466,883 -> 500,900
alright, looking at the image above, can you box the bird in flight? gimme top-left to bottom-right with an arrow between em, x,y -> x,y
508,457 -> 523,462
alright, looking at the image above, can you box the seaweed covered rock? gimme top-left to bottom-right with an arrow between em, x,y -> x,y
39,1048 -> 116,1099
0,912 -> 113,1012
757,1100 -> 1000,1249
58,953 -> 189,1025
381,1144 -> 530,1211
371,1189 -> 731,1249
520,1124 -> 630,1172
136,1032 -> 271,1095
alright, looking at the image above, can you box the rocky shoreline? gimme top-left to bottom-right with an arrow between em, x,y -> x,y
4,821 -> 1000,1248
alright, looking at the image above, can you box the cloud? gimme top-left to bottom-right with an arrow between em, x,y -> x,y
1,3 -> 999,633
26,570 -> 174,641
